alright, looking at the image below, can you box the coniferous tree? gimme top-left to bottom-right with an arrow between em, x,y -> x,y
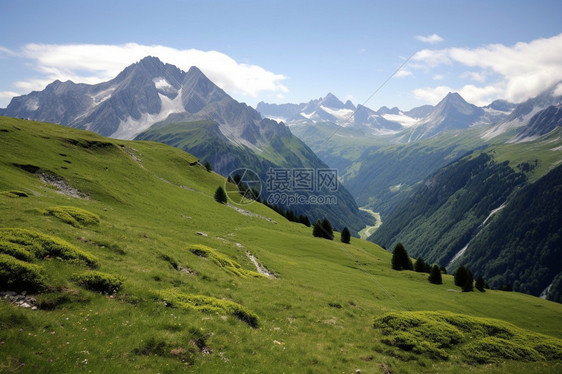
462,270 -> 474,292
214,186 -> 227,204
391,243 -> 413,270
391,248 -> 402,270
475,276 -> 486,292
428,265 -> 443,284
341,227 -> 351,244
454,265 -> 469,287
286,210 -> 295,222
204,161 -> 212,172
414,257 -> 427,273
312,220 -> 323,238
321,218 -> 334,240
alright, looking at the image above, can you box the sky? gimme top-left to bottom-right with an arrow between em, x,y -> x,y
1,0 -> 561,111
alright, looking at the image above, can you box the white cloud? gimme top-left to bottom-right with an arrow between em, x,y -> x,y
414,83 -> 504,106
412,33 -> 562,104
415,34 -> 444,44
432,74 -> 444,80
413,85 -> 453,104
461,71 -> 486,83
395,69 -> 413,78
0,91 -> 20,99
8,43 -> 289,99
554,83 -> 562,97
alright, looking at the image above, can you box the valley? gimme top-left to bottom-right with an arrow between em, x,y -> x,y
358,207 -> 381,240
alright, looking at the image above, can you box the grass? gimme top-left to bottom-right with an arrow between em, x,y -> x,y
0,116 -> 561,373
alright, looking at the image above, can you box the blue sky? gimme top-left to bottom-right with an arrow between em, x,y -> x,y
1,0 -> 561,110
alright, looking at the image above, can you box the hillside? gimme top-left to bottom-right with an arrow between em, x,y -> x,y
1,116 -> 561,373
0,56 -> 368,234
135,120 -> 368,234
370,128 -> 562,300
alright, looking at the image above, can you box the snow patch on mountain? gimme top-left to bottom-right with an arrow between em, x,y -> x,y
320,105 -> 354,123
91,87 -> 115,106
25,98 -> 39,111
153,77 -> 176,93
112,89 -> 185,140
382,113 -> 419,128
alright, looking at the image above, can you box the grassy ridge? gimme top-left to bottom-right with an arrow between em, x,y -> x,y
0,116 -> 561,373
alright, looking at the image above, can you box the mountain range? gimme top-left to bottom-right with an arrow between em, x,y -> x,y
0,56 -> 368,233
2,57 -> 562,302
259,84 -> 562,301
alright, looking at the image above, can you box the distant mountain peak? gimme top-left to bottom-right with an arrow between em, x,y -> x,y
320,92 -> 346,109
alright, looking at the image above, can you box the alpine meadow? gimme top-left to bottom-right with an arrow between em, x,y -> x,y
1,1 -> 562,372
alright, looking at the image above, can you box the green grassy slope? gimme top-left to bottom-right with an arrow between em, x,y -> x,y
135,120 -> 369,234
0,116 -> 561,373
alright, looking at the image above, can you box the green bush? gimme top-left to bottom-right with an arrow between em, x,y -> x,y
159,289 -> 259,328
72,271 -> 124,294
0,228 -> 98,267
189,244 -> 265,278
0,190 -> 29,198
373,310 -> 562,364
462,337 -> 543,363
0,240 -> 34,261
0,253 -> 45,292
44,206 -> 100,228
374,311 -> 463,360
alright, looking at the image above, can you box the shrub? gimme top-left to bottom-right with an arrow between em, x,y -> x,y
0,228 -> 98,267
373,311 -> 562,364
462,337 -> 543,363
0,240 -> 34,261
0,253 -> 45,292
0,190 -> 29,198
72,271 -> 124,294
44,206 -> 100,228
375,312 -> 459,359
189,244 -> 265,278
159,289 -> 259,328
